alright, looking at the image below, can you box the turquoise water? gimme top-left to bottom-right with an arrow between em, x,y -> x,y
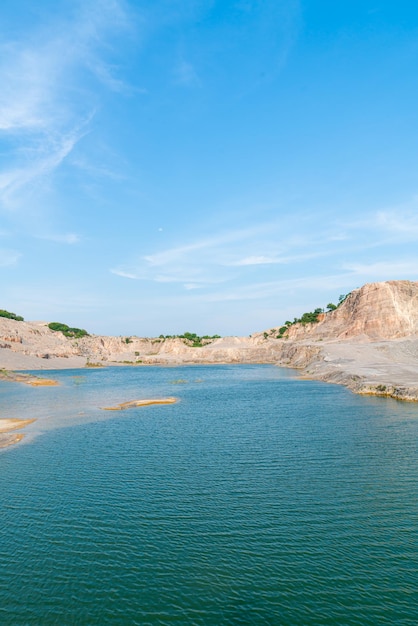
1,364 -> 418,625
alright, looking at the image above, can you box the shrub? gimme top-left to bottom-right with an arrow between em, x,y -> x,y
0,309 -> 24,321
177,332 -> 222,347
297,309 -> 322,325
48,322 -> 89,338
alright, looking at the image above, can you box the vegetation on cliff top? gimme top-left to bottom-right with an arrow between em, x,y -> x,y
48,322 -> 89,338
272,293 -> 351,339
0,309 -> 24,322
159,332 -> 221,347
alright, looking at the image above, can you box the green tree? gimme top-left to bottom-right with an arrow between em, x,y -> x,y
0,309 -> 24,321
48,322 -> 89,338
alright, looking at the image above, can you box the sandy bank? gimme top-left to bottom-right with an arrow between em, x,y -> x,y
101,397 -> 178,410
0,370 -> 58,386
290,338 -> 418,402
0,344 -> 89,371
0,419 -> 36,449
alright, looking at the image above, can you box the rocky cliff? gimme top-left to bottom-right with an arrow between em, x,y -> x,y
1,280 -> 418,400
283,280 -> 418,341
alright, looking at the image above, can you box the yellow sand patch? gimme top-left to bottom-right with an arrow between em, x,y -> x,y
0,419 -> 36,449
0,418 -> 36,433
101,397 -> 178,411
0,433 -> 25,448
0,371 -> 59,386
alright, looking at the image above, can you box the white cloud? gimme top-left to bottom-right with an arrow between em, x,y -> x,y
110,269 -> 139,279
232,255 -> 280,266
184,283 -> 203,290
109,204 -> 418,307
339,200 -> 418,244
342,260 -> 418,278
0,0 -> 132,216
229,251 -> 326,266
375,209 -> 418,235
111,220 -> 342,289
0,128 -> 87,210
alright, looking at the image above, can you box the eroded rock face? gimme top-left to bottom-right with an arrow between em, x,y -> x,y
1,281 -> 418,370
284,281 -> 418,341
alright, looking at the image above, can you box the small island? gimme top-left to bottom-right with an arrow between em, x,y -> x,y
101,397 -> 178,410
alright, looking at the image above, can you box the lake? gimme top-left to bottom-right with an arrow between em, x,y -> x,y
1,364 -> 418,625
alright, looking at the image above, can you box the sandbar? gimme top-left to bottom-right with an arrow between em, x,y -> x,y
0,419 -> 36,449
0,370 -> 58,386
101,397 -> 178,411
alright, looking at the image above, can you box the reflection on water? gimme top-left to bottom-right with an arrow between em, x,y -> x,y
0,365 -> 418,625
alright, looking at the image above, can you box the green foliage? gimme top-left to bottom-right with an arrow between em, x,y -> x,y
278,325 -> 288,336
160,332 -> 221,347
0,309 -> 24,321
296,308 -> 323,325
48,322 -> 89,338
275,291 -> 352,336
124,337 -> 132,344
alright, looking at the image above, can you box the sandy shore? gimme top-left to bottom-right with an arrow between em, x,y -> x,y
295,338 -> 418,401
2,334 -> 418,402
0,419 -> 36,449
0,370 -> 59,386
0,350 -> 87,371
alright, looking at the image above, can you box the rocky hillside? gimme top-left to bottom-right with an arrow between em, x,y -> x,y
0,316 -> 284,368
282,280 -> 418,341
1,280 -> 418,365
1,281 -> 418,402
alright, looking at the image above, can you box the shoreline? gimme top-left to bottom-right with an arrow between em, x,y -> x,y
0,419 -> 36,449
2,336 -> 418,404
1,349 -> 417,450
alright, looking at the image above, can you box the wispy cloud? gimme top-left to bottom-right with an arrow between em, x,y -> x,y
110,269 -> 140,279
110,220 -> 340,288
110,199 -> 418,304
342,260 -> 418,278
229,251 -> 325,266
0,0 -> 132,219
375,208 -> 418,236
0,127 -> 88,210
339,200 -> 418,244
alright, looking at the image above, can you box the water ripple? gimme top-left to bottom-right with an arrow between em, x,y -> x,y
0,365 -> 418,624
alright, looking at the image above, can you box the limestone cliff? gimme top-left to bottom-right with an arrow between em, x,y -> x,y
1,280 -> 418,401
283,280 -> 418,341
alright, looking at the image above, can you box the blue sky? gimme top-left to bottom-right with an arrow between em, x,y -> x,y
1,0 -> 418,336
